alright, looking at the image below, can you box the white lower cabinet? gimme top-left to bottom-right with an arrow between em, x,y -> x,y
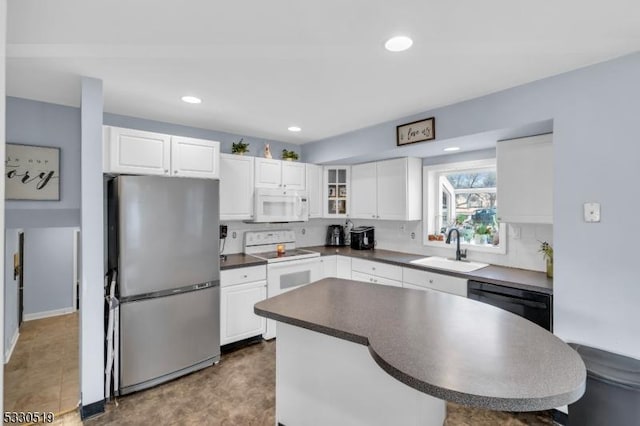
351,271 -> 402,287
402,267 -> 467,297
220,266 -> 267,345
319,255 -> 337,279
351,258 -> 403,287
336,256 -> 352,279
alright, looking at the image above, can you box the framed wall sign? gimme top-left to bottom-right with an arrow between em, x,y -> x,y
6,143 -> 60,200
396,117 -> 436,146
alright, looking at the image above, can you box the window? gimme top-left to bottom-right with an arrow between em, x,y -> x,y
424,159 -> 505,254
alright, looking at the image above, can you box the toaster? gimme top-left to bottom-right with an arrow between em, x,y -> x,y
350,226 -> 375,250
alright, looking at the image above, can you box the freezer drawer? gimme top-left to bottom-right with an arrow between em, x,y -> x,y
120,286 -> 220,393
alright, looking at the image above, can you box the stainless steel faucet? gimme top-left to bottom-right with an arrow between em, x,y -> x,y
446,228 -> 467,261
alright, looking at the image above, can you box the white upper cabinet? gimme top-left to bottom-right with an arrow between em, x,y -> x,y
106,126 -> 171,175
254,158 -> 306,190
324,166 -> 350,218
377,157 -> 421,220
306,164 -> 323,218
497,133 -> 553,224
220,154 -> 254,221
171,136 -> 220,179
349,157 -> 422,221
104,126 -> 220,179
351,162 -> 377,219
281,161 -> 306,190
254,158 -> 282,188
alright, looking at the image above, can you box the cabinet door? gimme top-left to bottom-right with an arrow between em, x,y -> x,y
108,127 -> 171,175
171,136 -> 220,179
306,164 -> 323,218
282,161 -> 306,190
350,162 -> 378,219
497,134 -> 553,224
336,255 -> 352,279
319,255 -> 337,279
220,281 -> 267,345
323,166 -> 350,218
220,154 -> 254,220
255,158 -> 282,188
402,267 -> 467,297
376,158 -> 408,220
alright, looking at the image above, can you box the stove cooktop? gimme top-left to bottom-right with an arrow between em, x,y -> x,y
251,249 -> 320,263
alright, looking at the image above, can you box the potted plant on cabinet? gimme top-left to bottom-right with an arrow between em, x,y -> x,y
281,149 -> 299,161
231,138 -> 250,155
539,241 -> 553,278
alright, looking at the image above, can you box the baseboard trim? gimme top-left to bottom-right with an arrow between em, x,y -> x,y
24,307 -> 74,321
80,399 -> 105,420
4,328 -> 19,364
551,408 -> 568,425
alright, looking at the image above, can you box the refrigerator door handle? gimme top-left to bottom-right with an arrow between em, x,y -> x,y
120,280 -> 220,303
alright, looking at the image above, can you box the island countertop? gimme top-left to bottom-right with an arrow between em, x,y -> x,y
254,278 -> 585,411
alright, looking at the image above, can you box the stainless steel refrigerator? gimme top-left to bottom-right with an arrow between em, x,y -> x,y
108,175 -> 220,395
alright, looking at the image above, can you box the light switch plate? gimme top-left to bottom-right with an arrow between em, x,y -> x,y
584,202 -> 601,222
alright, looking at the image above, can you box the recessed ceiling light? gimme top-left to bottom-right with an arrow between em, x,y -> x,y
181,96 -> 202,104
288,126 -> 302,132
444,147 -> 460,152
385,36 -> 413,52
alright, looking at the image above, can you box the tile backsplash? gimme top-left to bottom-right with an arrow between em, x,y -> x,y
220,218 -> 552,272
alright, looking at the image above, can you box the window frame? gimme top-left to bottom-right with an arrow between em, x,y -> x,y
422,158 -> 506,255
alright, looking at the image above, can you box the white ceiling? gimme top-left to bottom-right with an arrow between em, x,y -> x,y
6,1 -> 640,144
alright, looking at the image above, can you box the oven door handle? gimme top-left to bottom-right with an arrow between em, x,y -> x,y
268,257 -> 320,270
470,290 -> 549,310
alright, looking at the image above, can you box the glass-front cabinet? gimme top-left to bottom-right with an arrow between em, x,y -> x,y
323,166 -> 350,217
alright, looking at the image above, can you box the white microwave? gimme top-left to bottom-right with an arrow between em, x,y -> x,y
252,188 -> 309,223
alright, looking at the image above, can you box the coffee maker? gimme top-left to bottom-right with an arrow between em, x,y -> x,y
325,224 -> 346,246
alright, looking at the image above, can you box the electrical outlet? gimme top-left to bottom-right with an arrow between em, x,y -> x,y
584,202 -> 601,222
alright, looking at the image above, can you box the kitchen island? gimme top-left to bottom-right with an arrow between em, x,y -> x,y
255,278 -> 585,426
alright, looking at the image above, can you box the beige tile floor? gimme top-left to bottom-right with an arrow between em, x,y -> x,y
4,312 -> 80,417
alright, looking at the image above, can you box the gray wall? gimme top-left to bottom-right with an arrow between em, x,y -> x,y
6,97 -> 81,228
303,52 -> 640,359
23,227 -> 75,316
103,113 -> 301,160
4,98 -> 302,231
4,229 -> 19,360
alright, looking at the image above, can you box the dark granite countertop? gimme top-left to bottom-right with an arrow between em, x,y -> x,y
303,246 -> 553,295
220,253 -> 266,270
255,278 -> 585,411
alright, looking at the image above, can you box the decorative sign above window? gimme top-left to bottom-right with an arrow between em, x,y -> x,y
5,143 -> 60,201
396,117 -> 436,146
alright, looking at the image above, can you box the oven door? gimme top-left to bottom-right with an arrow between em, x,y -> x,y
264,257 -> 321,339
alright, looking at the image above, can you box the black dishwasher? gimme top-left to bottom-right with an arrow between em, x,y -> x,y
467,281 -> 553,331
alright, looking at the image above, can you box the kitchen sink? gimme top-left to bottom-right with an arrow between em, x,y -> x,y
409,256 -> 489,273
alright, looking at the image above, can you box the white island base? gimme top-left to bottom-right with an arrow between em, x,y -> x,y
276,323 -> 446,426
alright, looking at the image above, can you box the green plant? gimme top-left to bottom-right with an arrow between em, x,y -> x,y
231,138 -> 250,154
539,241 -> 553,262
474,224 -> 490,235
281,149 -> 299,161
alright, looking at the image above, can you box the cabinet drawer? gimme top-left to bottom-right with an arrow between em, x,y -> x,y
221,265 -> 267,287
351,271 -> 402,288
402,267 -> 467,297
351,258 -> 402,282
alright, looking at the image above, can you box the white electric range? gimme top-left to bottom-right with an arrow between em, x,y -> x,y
244,230 -> 321,339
